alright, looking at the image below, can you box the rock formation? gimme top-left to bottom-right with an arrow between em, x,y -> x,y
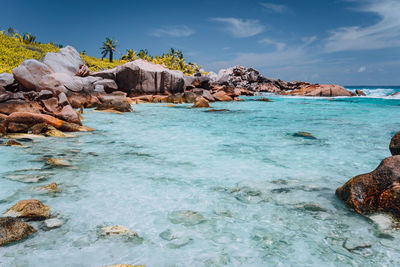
336,133 -> 400,218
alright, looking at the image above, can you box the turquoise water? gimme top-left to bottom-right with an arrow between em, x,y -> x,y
1,89 -> 400,266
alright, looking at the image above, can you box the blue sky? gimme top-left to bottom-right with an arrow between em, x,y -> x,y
1,0 -> 400,85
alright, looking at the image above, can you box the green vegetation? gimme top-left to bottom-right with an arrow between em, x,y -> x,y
81,54 -> 123,72
119,47 -> 203,75
100,38 -> 117,63
0,28 -> 205,75
0,31 -> 59,73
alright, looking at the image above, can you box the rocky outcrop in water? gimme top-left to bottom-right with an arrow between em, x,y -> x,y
3,199 -> 51,220
283,84 -> 355,97
0,45 -> 356,135
91,59 -> 185,96
0,46 -> 133,135
336,133 -> 400,217
0,217 -> 36,246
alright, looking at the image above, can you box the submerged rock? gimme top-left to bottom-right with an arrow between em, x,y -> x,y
45,158 -> 71,167
205,109 -> 230,113
35,183 -> 61,193
105,265 -> 145,267
297,203 -> 327,212
257,98 -> 272,102
0,217 -> 36,246
159,229 -> 178,241
292,132 -> 317,139
4,139 -> 23,146
168,210 -> 206,226
3,169 -> 52,183
100,225 -> 140,238
3,199 -> 51,220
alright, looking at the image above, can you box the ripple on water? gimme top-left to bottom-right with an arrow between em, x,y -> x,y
1,96 -> 400,266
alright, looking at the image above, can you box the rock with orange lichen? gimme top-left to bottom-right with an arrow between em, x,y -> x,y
3,199 -> 51,220
336,156 -> 400,216
0,217 -> 36,246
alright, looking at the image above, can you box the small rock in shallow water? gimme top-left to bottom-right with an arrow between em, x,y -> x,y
4,140 -> 23,146
299,203 -> 327,212
257,98 -> 272,102
205,109 -> 230,113
166,237 -> 193,249
3,199 -> 51,220
159,229 -> 178,241
0,217 -> 36,246
42,218 -> 63,230
168,210 -> 206,226
3,169 -> 51,183
35,183 -> 60,193
44,128 -> 67,137
45,158 -> 71,167
292,132 -> 317,139
100,225 -> 140,238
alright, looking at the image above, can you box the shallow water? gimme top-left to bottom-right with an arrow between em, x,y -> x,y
1,92 -> 400,266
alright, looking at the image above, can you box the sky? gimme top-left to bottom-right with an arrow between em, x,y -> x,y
1,0 -> 400,85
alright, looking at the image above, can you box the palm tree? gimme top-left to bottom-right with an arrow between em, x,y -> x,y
137,49 -> 151,60
100,38 -> 118,62
121,49 -> 136,61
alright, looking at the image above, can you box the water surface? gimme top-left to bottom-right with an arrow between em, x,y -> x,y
1,89 -> 400,266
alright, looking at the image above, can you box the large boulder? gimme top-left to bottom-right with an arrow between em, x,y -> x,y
3,199 -> 50,220
336,156 -> 400,216
213,90 -> 232,102
13,59 -> 54,91
0,73 -> 15,89
390,132 -> 400,156
285,84 -> 355,97
42,46 -> 84,76
184,76 -> 210,90
0,217 -> 36,246
96,93 -> 133,112
0,100 -> 43,115
1,112 -> 91,133
92,59 -> 185,96
193,97 -> 210,108
192,88 -> 215,102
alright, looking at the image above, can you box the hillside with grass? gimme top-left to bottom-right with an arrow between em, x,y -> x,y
0,29 -> 203,75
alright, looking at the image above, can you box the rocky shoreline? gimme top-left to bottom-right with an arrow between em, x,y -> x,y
0,46 -> 363,137
0,45 -> 384,255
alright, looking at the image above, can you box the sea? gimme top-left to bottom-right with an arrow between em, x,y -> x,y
1,86 -> 400,266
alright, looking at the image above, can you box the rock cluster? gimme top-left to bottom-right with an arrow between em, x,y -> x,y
336,132 -> 400,218
0,45 -> 356,135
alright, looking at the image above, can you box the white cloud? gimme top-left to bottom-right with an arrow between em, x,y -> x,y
325,0 -> 400,52
210,17 -> 265,38
259,2 -> 287,13
259,38 -> 286,51
150,25 -> 194,37
208,37 -> 319,72
358,66 -> 367,72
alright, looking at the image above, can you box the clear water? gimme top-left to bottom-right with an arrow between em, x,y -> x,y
1,88 -> 400,266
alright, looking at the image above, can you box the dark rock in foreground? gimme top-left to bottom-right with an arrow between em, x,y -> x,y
390,132 -> 400,156
0,217 -> 36,246
336,155 -> 400,216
